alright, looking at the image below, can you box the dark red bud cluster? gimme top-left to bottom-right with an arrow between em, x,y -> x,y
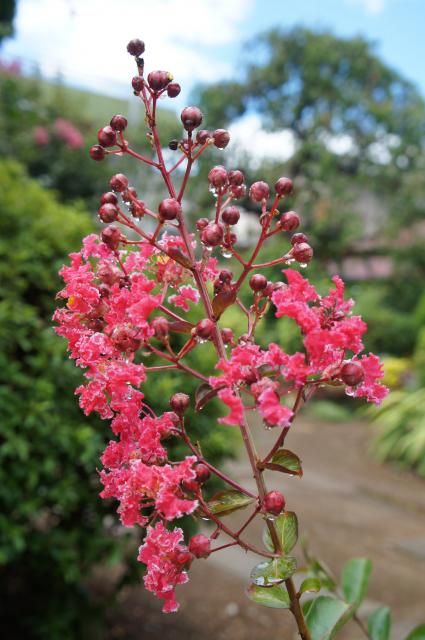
196,129 -> 210,144
110,173 -> 129,192
101,225 -> 122,250
110,114 -> 128,131
98,203 -> 118,223
194,318 -> 215,340
280,211 -> 300,232
208,165 -> 228,188
97,125 -> 116,147
292,242 -> 313,264
127,38 -> 145,57
170,392 -> 190,414
201,223 -> 224,247
249,274 -> 268,292
222,206 -> 240,225
212,129 -> 230,149
275,177 -> 293,196
148,70 -> 172,91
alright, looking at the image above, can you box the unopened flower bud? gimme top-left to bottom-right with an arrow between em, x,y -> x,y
292,242 -> 313,264
221,327 -> 234,344
249,181 -> 270,202
97,125 -> 117,147
110,173 -> 129,192
181,478 -> 199,493
231,184 -> 246,199
228,170 -> 244,186
280,211 -> 300,232
132,76 -> 144,92
195,463 -> 210,484
100,191 -> 118,205
98,203 -> 118,223
127,38 -> 145,57
168,139 -> 179,150
208,165 -> 228,188
89,145 -> 105,161
170,392 -> 190,414
111,324 -> 140,352
291,232 -> 308,246
201,223 -> 224,247
340,361 -> 364,386
101,225 -> 122,250
122,187 -> 138,201
195,318 -> 215,340
222,206 -> 240,225
167,82 -> 181,98
174,550 -> 194,567
158,197 -> 182,221
213,129 -> 230,149
110,114 -> 128,131
264,490 -> 286,516
181,106 -> 203,132
249,274 -> 268,291
196,217 -> 209,231
218,269 -> 233,282
152,316 -> 169,340
189,534 -> 211,559
148,70 -> 172,91
196,129 -> 210,144
275,177 -> 293,196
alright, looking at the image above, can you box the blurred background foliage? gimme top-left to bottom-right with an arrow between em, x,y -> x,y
1,8 -> 425,638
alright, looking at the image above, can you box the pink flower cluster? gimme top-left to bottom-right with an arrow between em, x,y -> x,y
33,118 -> 84,149
54,37 -> 389,615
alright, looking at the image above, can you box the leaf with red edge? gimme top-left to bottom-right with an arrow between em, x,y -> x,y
195,382 -> 223,411
264,449 -> 303,477
207,489 -> 254,516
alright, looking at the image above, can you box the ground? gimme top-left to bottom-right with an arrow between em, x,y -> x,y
102,418 -> 425,640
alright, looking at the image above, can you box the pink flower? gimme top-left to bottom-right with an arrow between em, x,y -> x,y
346,354 -> 389,404
138,522 -> 190,613
54,117 -> 84,149
168,285 -> 200,312
256,386 -> 293,428
33,126 -> 50,146
217,388 -> 245,425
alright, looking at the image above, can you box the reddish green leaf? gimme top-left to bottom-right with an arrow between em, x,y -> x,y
266,449 -> 303,476
207,489 -> 254,516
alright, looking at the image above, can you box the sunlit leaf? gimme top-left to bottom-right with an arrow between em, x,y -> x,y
207,489 -> 254,516
246,583 -> 290,609
263,511 -> 298,553
300,577 -> 321,595
250,556 -> 297,586
304,596 -> 353,640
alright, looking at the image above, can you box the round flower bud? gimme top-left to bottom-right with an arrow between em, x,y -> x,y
275,177 -> 293,196
158,197 -> 182,221
231,184 -> 246,199
110,114 -> 128,131
167,82 -> 181,98
340,361 -> 364,386
218,269 -> 233,282
100,191 -> 118,205
181,106 -> 203,132
201,223 -> 224,247
228,170 -> 244,186
264,491 -> 286,516
132,76 -> 144,92
195,318 -> 215,340
195,463 -> 210,484
97,125 -> 117,147
222,206 -> 240,226
249,274 -> 268,292
147,70 -> 172,91
196,129 -> 210,144
89,144 -> 105,161
110,173 -> 129,192
196,217 -> 209,231
181,478 -> 199,493
188,534 -> 211,559
221,327 -> 234,344
168,139 -> 179,151
101,225 -> 122,250
127,38 -> 145,57
170,392 -> 190,414
292,242 -> 314,264
213,129 -> 230,149
98,203 -> 118,223
208,165 -> 228,188
280,211 -> 300,232
130,200 -> 145,218
291,232 -> 308,246
111,324 -> 140,352
151,316 -> 169,340
249,181 -> 270,202
122,187 -> 138,201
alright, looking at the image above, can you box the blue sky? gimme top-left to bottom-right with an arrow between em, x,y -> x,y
2,0 -> 423,100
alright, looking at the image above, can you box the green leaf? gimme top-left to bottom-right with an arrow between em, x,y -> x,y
246,583 -> 290,609
341,557 -> 372,609
305,596 -> 353,640
263,511 -> 298,553
250,556 -> 297,586
405,625 -> 425,640
206,489 -> 254,516
368,607 -> 391,640
266,449 -> 303,476
300,577 -> 321,594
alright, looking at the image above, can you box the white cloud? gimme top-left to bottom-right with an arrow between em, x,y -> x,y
347,0 -> 387,15
228,113 -> 296,168
2,0 -> 253,97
